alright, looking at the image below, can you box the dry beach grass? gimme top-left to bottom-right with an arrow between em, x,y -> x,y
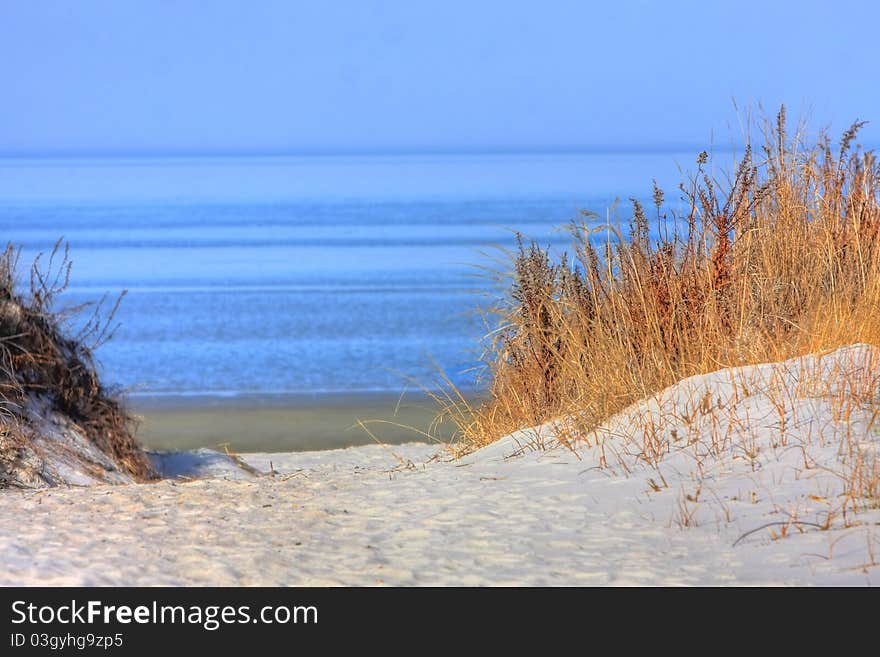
441,108 -> 880,465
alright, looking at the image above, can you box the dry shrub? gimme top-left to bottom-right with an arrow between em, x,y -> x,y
446,108 -> 880,452
0,240 -> 156,482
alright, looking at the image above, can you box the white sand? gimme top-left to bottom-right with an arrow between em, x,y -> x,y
2,345 -> 878,586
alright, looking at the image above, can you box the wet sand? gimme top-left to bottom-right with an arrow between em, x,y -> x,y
130,391 -> 473,452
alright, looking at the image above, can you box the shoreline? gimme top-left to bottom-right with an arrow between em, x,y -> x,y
129,390 -> 481,453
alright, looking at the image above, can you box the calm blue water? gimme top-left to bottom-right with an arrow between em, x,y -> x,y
0,152 -> 696,396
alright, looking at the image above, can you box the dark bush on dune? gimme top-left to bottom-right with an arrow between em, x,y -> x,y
0,241 -> 156,487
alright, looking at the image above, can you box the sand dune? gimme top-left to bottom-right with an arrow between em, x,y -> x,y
2,346 -> 878,586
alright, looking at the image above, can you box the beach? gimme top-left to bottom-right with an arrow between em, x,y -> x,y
3,346 -> 877,586
1,127 -> 878,590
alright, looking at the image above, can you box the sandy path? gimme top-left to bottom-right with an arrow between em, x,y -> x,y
1,438 -> 875,586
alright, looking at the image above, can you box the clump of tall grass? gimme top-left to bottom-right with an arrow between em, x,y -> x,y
446,108 -> 880,453
0,240 -> 156,485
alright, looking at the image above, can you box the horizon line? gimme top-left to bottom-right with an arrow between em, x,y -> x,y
0,143 -> 747,160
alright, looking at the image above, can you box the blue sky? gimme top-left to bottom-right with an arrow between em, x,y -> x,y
0,0 -> 876,154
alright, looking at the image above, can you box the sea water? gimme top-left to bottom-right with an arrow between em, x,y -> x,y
0,151 -> 700,399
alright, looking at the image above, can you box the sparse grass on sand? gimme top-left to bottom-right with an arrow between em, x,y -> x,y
437,107 -> 880,476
